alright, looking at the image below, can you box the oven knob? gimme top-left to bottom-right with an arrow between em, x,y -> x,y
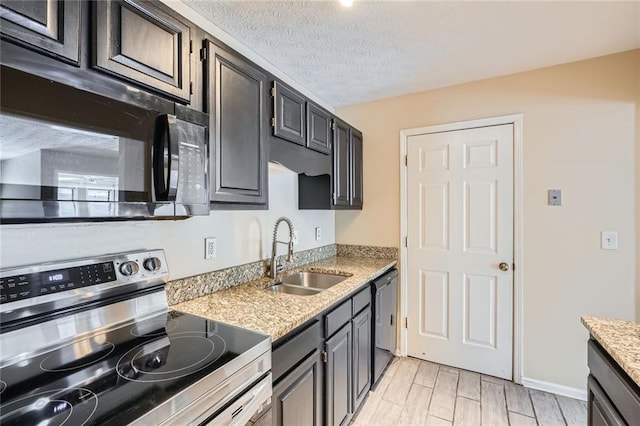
120,261 -> 139,277
143,257 -> 162,272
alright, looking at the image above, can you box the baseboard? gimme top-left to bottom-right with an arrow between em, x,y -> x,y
521,377 -> 587,401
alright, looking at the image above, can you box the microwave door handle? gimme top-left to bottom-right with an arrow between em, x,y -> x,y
165,115 -> 179,201
153,114 -> 179,202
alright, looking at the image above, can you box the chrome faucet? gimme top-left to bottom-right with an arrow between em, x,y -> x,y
269,217 -> 294,279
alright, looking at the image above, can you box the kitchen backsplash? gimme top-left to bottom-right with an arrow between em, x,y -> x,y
167,243 -> 397,305
336,244 -> 398,259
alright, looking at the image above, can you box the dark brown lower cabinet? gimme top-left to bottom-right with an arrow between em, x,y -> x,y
326,323 -> 352,426
272,349 -> 323,426
352,307 -> 372,410
587,338 -> 640,425
269,281 -> 380,426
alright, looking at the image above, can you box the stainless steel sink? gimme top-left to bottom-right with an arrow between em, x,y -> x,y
265,271 -> 350,296
282,271 -> 348,289
266,284 -> 322,296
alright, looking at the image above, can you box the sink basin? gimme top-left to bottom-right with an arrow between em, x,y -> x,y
266,284 -> 322,296
265,271 -> 350,296
281,271 -> 348,289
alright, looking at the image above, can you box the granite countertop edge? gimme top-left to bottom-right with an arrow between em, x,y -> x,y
171,256 -> 397,342
581,315 -> 640,387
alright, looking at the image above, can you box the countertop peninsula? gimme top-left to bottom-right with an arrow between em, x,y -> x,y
581,316 -> 640,387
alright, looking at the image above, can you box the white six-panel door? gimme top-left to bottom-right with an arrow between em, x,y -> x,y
406,124 -> 514,379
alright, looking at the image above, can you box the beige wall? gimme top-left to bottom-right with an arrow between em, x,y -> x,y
336,49 -> 639,392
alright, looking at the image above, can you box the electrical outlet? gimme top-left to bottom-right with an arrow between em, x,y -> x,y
292,230 -> 299,246
315,227 -> 321,241
205,237 -> 217,259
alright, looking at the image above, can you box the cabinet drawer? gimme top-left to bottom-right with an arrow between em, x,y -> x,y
325,299 -> 352,338
588,339 -> 640,424
273,320 -> 321,383
352,286 -> 371,315
588,375 -> 625,426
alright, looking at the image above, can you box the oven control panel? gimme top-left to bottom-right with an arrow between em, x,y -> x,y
0,250 -> 168,311
0,261 -> 116,304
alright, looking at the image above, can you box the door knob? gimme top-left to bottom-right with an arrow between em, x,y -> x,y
498,262 -> 510,272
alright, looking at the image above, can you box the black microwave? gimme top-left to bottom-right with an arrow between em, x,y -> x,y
0,67 -> 209,222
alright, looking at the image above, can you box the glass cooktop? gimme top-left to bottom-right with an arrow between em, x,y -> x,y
0,310 -> 269,425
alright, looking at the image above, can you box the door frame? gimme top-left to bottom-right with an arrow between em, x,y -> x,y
399,114 -> 524,383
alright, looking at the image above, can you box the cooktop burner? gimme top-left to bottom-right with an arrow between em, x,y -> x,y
1,387 -> 98,426
116,333 -> 226,382
0,310 -> 267,425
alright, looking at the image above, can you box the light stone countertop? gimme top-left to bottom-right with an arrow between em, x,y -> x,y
581,316 -> 640,387
171,256 -> 397,342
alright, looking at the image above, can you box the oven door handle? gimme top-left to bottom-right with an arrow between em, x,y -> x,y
153,114 -> 180,201
203,374 -> 272,426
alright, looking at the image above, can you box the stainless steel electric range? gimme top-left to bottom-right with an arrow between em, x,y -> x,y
0,249 -> 271,425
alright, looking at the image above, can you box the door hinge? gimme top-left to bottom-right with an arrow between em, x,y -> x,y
332,193 -> 337,204
322,350 -> 328,363
405,317 -> 408,329
189,40 -> 193,54
270,86 -> 276,97
271,117 -> 276,128
199,47 -> 207,62
405,236 -> 408,247
405,155 -> 408,166
189,82 -> 193,95
331,121 -> 336,130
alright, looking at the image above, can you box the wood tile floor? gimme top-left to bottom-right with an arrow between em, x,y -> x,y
351,357 -> 587,426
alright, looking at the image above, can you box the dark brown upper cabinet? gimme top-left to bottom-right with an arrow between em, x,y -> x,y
92,0 -> 192,102
298,119 -> 363,210
333,118 -> 351,207
307,102 -> 332,155
272,81 -> 306,146
205,40 -> 268,206
0,0 -> 81,65
350,128 -> 363,208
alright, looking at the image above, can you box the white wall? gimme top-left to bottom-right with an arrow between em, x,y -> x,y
0,163 -> 335,280
336,50 -> 639,393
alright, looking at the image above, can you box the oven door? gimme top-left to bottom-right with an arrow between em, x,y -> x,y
0,67 -> 208,222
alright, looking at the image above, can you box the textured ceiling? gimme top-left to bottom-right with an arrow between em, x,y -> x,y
183,1 -> 640,108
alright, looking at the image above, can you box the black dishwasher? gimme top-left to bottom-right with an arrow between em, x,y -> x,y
371,268 -> 398,387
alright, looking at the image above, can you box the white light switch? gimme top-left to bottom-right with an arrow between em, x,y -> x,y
315,227 -> 321,241
601,231 -> 618,250
292,230 -> 299,246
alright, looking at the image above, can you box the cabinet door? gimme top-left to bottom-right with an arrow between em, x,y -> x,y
0,0 -> 80,64
206,40 -> 268,205
352,306 -> 372,412
93,0 -> 191,101
273,349 -> 323,426
332,119 -> 350,207
588,376 -> 625,426
272,81 -> 305,146
349,128 -> 363,208
326,323 -> 352,426
307,102 -> 332,155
